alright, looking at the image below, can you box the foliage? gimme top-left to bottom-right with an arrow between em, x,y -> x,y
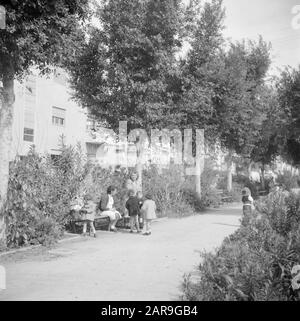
143,164 -> 194,217
181,190 -> 300,301
0,0 -> 89,79
4,145 -> 89,248
276,170 -> 299,192
276,67 -> 300,165
69,0 -> 184,131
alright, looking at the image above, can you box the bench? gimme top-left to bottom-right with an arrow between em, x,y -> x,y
221,195 -> 233,203
258,190 -> 268,196
215,189 -> 233,203
68,211 -> 132,234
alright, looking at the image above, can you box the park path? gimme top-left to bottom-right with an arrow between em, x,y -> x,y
0,203 -> 241,301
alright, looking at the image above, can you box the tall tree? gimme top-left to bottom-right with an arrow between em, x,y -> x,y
276,66 -> 300,166
0,0 -> 90,248
69,0 -> 184,131
213,38 -> 272,190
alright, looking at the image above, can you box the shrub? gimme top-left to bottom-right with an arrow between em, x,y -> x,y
5,145 -> 88,248
276,170 -> 299,191
182,190 -> 300,301
142,164 -> 193,217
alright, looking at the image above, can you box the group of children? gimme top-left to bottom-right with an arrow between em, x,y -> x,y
125,190 -> 157,235
70,188 -> 157,237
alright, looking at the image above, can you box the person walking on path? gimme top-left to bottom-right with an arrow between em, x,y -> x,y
141,193 -> 157,236
99,186 -> 122,232
125,190 -> 141,233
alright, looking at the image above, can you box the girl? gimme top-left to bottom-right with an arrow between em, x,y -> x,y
81,193 -> 97,238
241,187 -> 254,216
141,193 -> 157,236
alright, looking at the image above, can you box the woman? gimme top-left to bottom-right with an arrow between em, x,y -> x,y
125,170 -> 142,197
99,186 -> 122,232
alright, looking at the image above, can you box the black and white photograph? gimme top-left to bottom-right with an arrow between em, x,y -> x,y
0,0 -> 300,306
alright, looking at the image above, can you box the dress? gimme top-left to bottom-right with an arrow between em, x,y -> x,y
101,194 -> 122,221
141,199 -> 157,220
82,200 -> 96,221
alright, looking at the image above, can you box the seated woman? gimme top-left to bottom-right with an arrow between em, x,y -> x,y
99,186 -> 122,232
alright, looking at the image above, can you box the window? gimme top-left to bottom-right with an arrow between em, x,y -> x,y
23,128 -> 34,142
52,107 -> 66,127
23,76 -> 36,142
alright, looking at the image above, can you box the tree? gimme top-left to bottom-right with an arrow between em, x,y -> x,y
0,0 -> 90,248
212,38 -> 272,191
249,87 -> 283,189
69,0 -> 184,131
276,66 -> 300,166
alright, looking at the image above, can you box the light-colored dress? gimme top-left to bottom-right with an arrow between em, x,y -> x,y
102,195 -> 122,221
141,199 -> 157,220
82,200 -> 96,221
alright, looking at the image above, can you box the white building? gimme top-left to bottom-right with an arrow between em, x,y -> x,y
11,69 -> 121,166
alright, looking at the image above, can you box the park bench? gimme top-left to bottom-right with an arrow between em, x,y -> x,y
258,190 -> 268,196
68,211 -> 131,234
215,189 -> 233,203
69,212 -> 111,234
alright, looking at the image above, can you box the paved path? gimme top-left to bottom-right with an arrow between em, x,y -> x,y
0,203 -> 241,301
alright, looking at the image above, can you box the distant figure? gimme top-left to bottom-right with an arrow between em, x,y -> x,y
99,186 -> 122,232
125,190 -> 141,233
125,170 -> 142,197
136,190 -> 144,229
141,193 -> 157,236
81,193 -> 97,238
241,187 -> 254,216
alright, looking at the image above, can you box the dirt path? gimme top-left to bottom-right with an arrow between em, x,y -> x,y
0,203 -> 241,301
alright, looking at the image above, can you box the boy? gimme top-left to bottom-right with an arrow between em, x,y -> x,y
125,190 -> 141,233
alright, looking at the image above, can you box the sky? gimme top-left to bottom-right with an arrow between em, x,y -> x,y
221,0 -> 300,75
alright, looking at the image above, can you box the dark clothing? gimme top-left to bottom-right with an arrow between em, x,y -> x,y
125,196 -> 140,217
242,195 -> 251,204
99,194 -> 115,211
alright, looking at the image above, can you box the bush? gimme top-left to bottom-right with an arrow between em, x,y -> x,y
143,164 -> 194,217
5,145 -> 88,248
276,170 -> 299,192
182,190 -> 300,301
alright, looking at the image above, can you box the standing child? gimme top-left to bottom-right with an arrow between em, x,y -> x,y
136,191 -> 144,230
141,193 -> 156,236
241,187 -> 254,216
82,193 -> 97,238
125,190 -> 141,233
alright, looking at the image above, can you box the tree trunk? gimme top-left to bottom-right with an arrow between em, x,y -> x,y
0,70 -> 15,249
247,161 -> 254,179
227,152 -> 233,192
261,164 -> 265,191
195,129 -> 204,198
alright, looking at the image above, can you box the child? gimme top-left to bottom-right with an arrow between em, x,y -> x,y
70,195 -> 84,214
136,191 -> 144,230
241,187 -> 254,216
82,193 -> 97,238
141,193 -> 156,236
125,190 -> 141,233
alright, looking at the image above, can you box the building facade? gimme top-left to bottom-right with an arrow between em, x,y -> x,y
11,69 -> 121,167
